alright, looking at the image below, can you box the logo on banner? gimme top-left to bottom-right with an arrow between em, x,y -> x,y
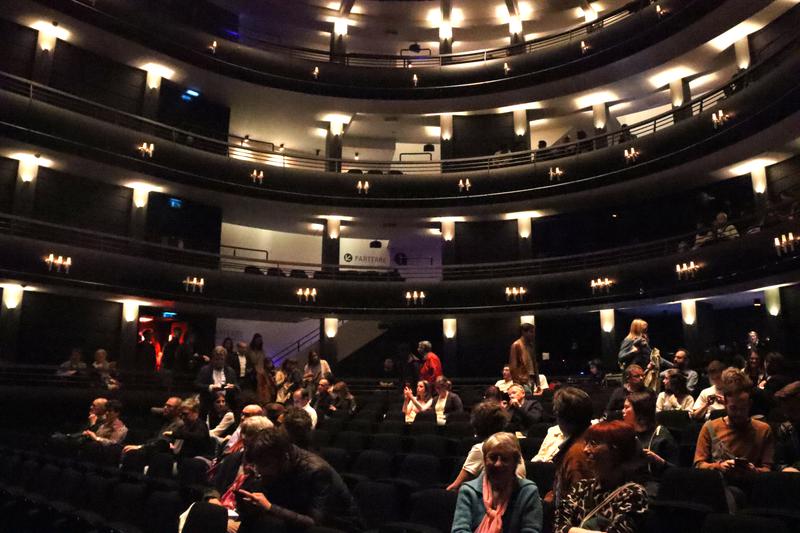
344,253 -> 354,263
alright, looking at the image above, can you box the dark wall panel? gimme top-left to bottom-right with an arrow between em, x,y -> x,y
449,114 -> 522,159
51,41 -> 145,114
158,79 -> 230,139
0,158 -> 17,213
451,220 -> 518,264
33,168 -> 132,235
18,292 -> 121,365
0,19 -> 36,79
146,192 -> 222,253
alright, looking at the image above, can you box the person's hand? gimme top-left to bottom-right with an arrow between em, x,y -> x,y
631,345 -> 639,352
202,355 -> 210,363
403,387 -> 412,399
237,489 -> 272,511
224,383 -> 236,390
643,449 -> 666,465
123,445 -> 142,454
445,482 -> 458,492
82,430 -> 96,441
500,400 -> 509,409
226,519 -> 240,533
329,405 -> 337,411
719,459 -> 736,471
508,397 -> 522,408
782,467 -> 800,473
207,498 -> 222,506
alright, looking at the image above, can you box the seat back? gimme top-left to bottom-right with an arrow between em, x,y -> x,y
411,435 -> 450,457
371,433 -> 405,455
748,471 -> 800,510
179,457 -> 210,486
658,468 -> 729,512
145,489 -> 183,533
109,481 -> 148,526
408,488 -> 459,532
354,480 -> 400,528
702,513 -> 788,533
319,447 -> 350,473
527,461 -> 556,495
148,452 -> 176,479
350,450 -> 393,480
398,454 -> 440,487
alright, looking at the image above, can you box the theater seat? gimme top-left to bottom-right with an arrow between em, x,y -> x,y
370,433 -> 405,455
526,461 -> 556,496
384,454 -> 441,494
739,472 -> 800,529
410,435 -> 451,457
319,447 -> 350,473
380,488 -> 458,533
702,513 -> 788,533
178,458 -> 210,486
144,490 -> 183,533
342,450 -> 393,489
332,431 -> 367,453
650,468 -> 730,533
147,453 -> 176,479
354,480 -> 401,529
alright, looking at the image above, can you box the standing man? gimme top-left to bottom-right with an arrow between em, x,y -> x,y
417,340 -> 443,384
195,346 -> 239,416
228,341 -> 256,392
510,323 -> 537,388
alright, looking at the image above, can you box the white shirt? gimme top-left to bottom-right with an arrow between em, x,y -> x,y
657,392 -> 695,413
531,425 -> 567,463
495,379 -> 514,393
435,394 -> 448,426
693,385 -> 725,418
463,442 -> 526,478
303,402 -> 318,429
404,398 -> 432,424
209,368 -> 226,391
237,354 -> 247,378
207,411 -> 236,441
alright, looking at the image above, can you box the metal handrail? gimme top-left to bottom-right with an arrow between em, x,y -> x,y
271,327 -> 321,366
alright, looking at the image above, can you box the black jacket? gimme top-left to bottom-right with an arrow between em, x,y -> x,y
506,398 -> 543,434
226,351 -> 256,389
171,418 -> 213,458
195,364 -> 239,413
435,392 -> 464,418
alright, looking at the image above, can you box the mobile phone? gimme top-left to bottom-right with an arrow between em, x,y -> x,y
734,457 -> 748,468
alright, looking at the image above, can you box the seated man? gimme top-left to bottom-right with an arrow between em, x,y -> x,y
659,349 -> 699,394
694,369 -> 774,474
774,381 -> 800,472
692,361 -> 727,420
310,378 -> 332,415
165,397 -> 213,459
52,397 -> 108,445
57,348 -> 87,377
505,383 -> 543,435
222,404 -> 268,456
237,428 -> 363,531
605,364 -> 645,420
495,365 -> 515,393
292,387 -> 318,429
282,407 -> 313,449
83,399 -> 128,446
123,396 -> 183,457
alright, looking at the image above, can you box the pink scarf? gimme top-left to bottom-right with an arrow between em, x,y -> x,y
476,474 -> 510,533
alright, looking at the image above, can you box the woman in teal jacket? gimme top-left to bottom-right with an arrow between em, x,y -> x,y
452,432 -> 543,533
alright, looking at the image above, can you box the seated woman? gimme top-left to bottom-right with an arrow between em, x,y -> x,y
623,391 -> 678,491
554,421 -> 648,533
329,381 -> 357,415
207,392 -> 236,445
452,432 -> 543,533
402,380 -> 433,423
434,376 -> 464,425
656,370 -> 694,413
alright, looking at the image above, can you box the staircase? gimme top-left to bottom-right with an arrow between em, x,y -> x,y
271,320 -> 386,366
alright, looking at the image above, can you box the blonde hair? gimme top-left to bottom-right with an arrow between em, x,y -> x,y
626,319 -> 648,340
241,416 -> 273,439
482,432 -> 522,461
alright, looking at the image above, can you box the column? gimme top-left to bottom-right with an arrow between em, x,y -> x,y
439,0 -> 453,55
599,309 -> 618,371
330,19 -> 348,63
322,219 -> 341,272
513,109 -> 531,151
750,164 -> 769,215
592,103 -> 609,132
670,78 -> 692,121
0,285 -> 24,362
517,217 -> 533,260
440,114 -> 454,171
442,318 -> 458,375
11,156 -> 41,217
129,186 -> 150,240
118,301 -> 140,370
763,287 -> 785,353
31,23 -> 61,84
320,318 -> 339,364
325,124 -> 343,173
734,37 -> 750,70
440,221 -> 456,267
681,300 -> 714,357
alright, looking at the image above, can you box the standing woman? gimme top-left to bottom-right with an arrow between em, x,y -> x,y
451,432 -> 543,533
746,350 -> 765,386
434,376 -> 464,425
618,319 -> 651,369
554,421 -> 648,533
249,334 -> 276,404
403,380 -> 433,423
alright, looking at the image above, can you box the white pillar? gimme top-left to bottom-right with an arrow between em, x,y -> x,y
681,300 -> 697,326
670,79 -> 690,108
600,309 -> 615,333
750,166 -> 767,195
440,114 -> 453,141
442,318 -> 457,339
592,103 -> 609,130
441,220 -> 455,242
764,287 -> 781,317
734,38 -> 750,70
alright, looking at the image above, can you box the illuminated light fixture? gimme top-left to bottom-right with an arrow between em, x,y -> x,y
312,66 -> 320,79
649,66 -> 695,89
1,284 -> 24,310
681,300 -> 697,326
548,167 -> 564,181
709,21 -> 760,52
208,40 -> 217,54
764,286 -> 781,316
278,144 -> 285,152
126,181 -> 163,208
592,103 -> 607,130
296,287 -> 317,303
676,261 -> 700,280
405,290 -> 426,306
590,277 -> 612,294
520,315 -> 535,326
12,153 -> 45,183
442,318 -> 457,339
518,217 -> 532,239
458,178 -> 471,192
31,21 -> 69,52
505,286 -> 527,302
711,109 -> 729,129
138,316 -> 153,323
513,109 -> 527,136
508,14 -> 523,35
754,298 -> 762,307
751,165 -> 767,194
580,40 -> 590,55
412,74 -> 419,87
655,3 -> 667,18
242,135 -> 250,145
774,233 -> 796,256
356,180 -> 369,195
574,91 -> 617,109
140,63 -> 174,90
182,276 -> 205,293
583,6 -> 598,23
600,309 -> 615,333
327,218 -> 341,239
503,62 -> 511,76
735,38 -> 750,70
333,17 -> 349,36
324,318 -> 339,338
44,253 -> 72,274
329,120 -> 344,136
309,223 -> 324,232
250,169 -> 264,184
122,300 -> 140,323
623,147 -> 640,163
354,152 -> 359,161
138,142 -> 155,158
439,21 -> 453,41
133,188 -> 149,208
441,114 -> 453,141
441,220 -> 455,242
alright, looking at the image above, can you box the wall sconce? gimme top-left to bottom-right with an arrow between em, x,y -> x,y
296,288 -> 317,303
16,154 -> 42,183
764,286 -> 781,317
623,147 -> 640,163
711,109 -> 729,129
518,217 -> 532,239
458,178 -> 471,192
329,120 -> 344,136
208,40 -> 217,54
440,114 -> 453,141
357,180 -> 370,194
549,167 -> 564,181
327,218 -> 341,239
774,233 -> 796,256
412,74 -> 419,87
441,220 -> 455,242
590,277 -> 612,294
1,284 -> 24,310
333,17 -> 349,37
242,135 -> 250,145
312,66 -> 320,79
439,21 -> 453,41
676,261 -> 700,280
600,309 -> 615,333
354,152 -> 359,160
250,169 -> 264,184
122,300 -> 140,323
32,21 -> 69,52
138,142 -> 154,158
580,40 -> 590,55
405,290 -> 426,306
508,14 -> 523,35
655,4 -> 668,17
442,318 -> 457,339
503,63 -> 511,76
278,144 -> 285,153
324,318 -> 339,338
45,253 -> 72,274
182,277 -> 205,293
505,286 -> 527,302
681,300 -> 697,326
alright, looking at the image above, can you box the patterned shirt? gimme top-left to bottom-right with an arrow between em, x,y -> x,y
554,478 -> 648,533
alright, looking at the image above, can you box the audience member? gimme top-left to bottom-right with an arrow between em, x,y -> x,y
760,352 -> 792,395
433,375 -> 464,425
160,327 -> 182,372
505,384 -> 543,435
310,378 -> 332,414
83,399 -> 127,445
484,385 -> 505,403
57,348 -> 87,376
207,392 -> 236,445
774,381 -> 800,472
250,333 -> 276,404
195,346 -> 239,416
692,221 -> 713,249
329,381 -> 357,415
282,406 -> 314,449
303,350 -> 332,386
452,432 -> 543,533
692,361 -> 726,420
659,349 -> 698,394
605,364 -> 645,420
745,350 -> 765,385
403,380 -> 433,423
137,330 -> 158,372
275,359 -> 301,404
123,396 -> 183,457
588,359 -> 605,386
263,402 -> 287,427
712,212 -> 739,240
92,348 -> 120,390
624,390 -> 678,489
746,330 -> 764,354
694,369 -> 774,473
510,323 -> 537,386
166,397 -> 213,459
656,370 -> 694,412
237,428 -> 363,531
378,357 -> 399,388
292,387 -> 318,429
227,341 -> 256,392
418,341 -> 443,384
447,401 -> 525,492
618,319 -> 651,369
222,404 -> 268,456
495,365 -> 515,393
554,421 -> 648,533
221,337 -> 234,355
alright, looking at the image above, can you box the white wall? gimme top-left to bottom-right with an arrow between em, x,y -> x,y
215,318 -> 319,358
220,223 -> 322,265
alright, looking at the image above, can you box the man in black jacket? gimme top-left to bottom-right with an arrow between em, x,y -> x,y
505,384 -> 543,435
165,397 -> 213,459
237,428 -> 364,532
122,396 -> 183,458
195,346 -> 239,416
